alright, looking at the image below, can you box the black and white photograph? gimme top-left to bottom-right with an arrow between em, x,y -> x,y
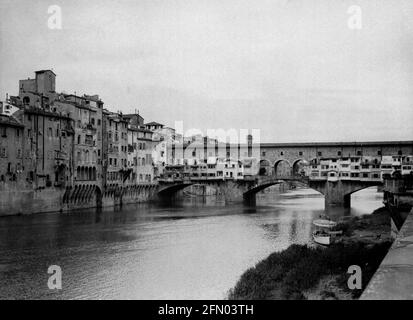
0,0 -> 413,306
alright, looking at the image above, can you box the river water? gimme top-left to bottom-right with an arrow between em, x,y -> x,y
0,187 -> 383,300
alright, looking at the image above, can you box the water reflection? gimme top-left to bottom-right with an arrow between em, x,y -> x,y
0,187 -> 383,300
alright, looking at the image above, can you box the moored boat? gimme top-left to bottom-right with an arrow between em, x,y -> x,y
312,219 -> 341,246
312,230 -> 331,245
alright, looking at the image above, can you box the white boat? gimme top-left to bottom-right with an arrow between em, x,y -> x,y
312,230 -> 331,245
313,219 -> 337,228
312,219 -> 340,246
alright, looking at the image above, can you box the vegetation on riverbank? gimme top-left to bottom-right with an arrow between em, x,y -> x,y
228,207 -> 393,300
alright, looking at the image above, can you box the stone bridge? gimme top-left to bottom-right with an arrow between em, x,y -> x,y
157,175 -> 382,208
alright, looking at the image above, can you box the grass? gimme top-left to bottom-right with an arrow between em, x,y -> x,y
227,241 -> 392,300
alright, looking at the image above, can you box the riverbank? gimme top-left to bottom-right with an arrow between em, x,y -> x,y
228,207 -> 393,300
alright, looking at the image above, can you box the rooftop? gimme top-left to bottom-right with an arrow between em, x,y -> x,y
35,69 -> 56,76
145,121 -> 164,126
0,114 -> 24,128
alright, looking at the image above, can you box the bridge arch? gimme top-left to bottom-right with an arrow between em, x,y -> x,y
243,175 -> 318,200
259,159 -> 272,176
292,159 -> 308,176
158,182 -> 194,197
345,184 -> 381,198
273,159 -> 292,176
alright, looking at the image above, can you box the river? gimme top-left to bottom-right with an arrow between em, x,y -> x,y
0,186 -> 383,300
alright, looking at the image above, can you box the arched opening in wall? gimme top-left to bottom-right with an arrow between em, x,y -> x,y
23,96 -> 30,105
88,167 -> 92,180
274,159 -> 291,177
292,159 -> 308,176
92,167 -> 96,181
349,186 -> 383,214
259,160 -> 271,176
76,167 -> 80,180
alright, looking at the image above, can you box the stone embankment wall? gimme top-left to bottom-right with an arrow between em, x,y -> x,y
0,182 -> 159,216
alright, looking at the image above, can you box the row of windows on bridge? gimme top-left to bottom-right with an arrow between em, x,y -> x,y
108,156 -> 152,167
261,150 -> 404,157
107,171 -> 152,182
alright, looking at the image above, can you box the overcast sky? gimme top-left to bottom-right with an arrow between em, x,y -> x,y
1,0 -> 413,142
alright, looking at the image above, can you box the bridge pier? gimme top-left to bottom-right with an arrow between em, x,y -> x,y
323,181 -> 352,208
243,194 -> 257,206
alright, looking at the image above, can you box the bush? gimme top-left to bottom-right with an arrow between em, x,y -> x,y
228,241 -> 392,300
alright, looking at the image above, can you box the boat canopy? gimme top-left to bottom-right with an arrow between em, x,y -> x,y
313,219 -> 337,228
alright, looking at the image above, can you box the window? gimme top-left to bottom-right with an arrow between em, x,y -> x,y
77,135 -> 81,144
357,150 -> 362,156
317,151 -> 322,156
85,135 -> 93,145
91,118 -> 95,125
280,151 -> 284,156
262,151 -> 266,157
398,150 -> 402,156
97,119 -> 101,126
48,127 -> 53,137
299,151 -> 303,156
337,151 -> 342,156
1,126 -> 7,137
377,150 -> 382,156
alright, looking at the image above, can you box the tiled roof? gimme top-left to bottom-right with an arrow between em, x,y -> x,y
145,121 -> 164,126
0,114 -> 24,127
